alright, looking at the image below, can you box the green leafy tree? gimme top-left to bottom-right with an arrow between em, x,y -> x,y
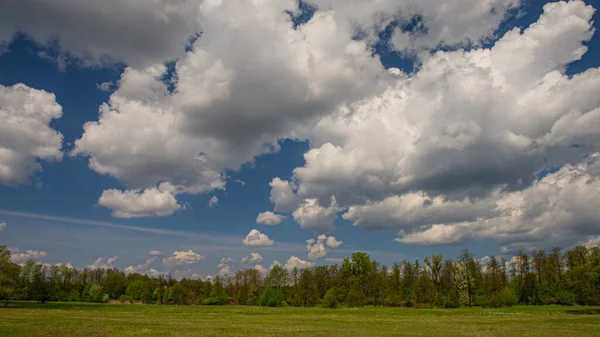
0,246 -> 20,302
323,287 -> 339,308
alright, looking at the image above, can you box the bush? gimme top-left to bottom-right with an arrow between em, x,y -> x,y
345,286 -> 366,307
489,288 -> 517,308
555,291 -> 576,306
259,288 -> 285,307
439,296 -> 459,308
224,298 -> 240,306
384,294 -> 402,307
201,296 -> 229,306
323,287 -> 339,308
474,295 -> 490,307
86,284 -> 105,302
68,290 -> 80,302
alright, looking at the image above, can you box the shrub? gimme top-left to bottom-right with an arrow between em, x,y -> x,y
439,296 -> 459,308
474,295 -> 490,307
323,287 -> 339,308
384,294 -> 402,307
68,290 -> 80,302
259,288 -> 285,307
201,296 -> 229,306
87,284 -> 105,302
555,291 -> 576,306
224,298 -> 240,306
489,288 -> 517,308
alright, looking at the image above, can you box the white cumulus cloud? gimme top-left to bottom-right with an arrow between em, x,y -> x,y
242,229 -> 274,247
395,153 -> 600,252
86,256 -> 118,270
284,256 -> 314,270
241,252 -> 264,264
256,211 -> 285,225
0,0 -> 201,68
265,0 -> 600,249
220,257 -> 235,264
98,187 -> 181,218
10,249 -> 48,264
70,0 -> 389,211
124,257 -> 162,277
162,250 -> 205,266
0,84 -> 63,186
292,198 -> 340,233
306,234 -> 343,261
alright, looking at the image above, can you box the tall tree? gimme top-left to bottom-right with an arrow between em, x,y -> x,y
459,249 -> 475,308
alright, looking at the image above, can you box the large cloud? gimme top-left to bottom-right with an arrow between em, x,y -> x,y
269,178 -> 301,213
292,198 -> 340,233
0,0 -> 200,68
71,1 -> 389,210
295,0 -> 598,205
258,1 -> 600,249
1,0 -> 520,68
390,0 -> 520,52
396,153 -> 600,252
97,188 -> 181,218
0,84 -> 63,186
41,0 -> 528,221
343,192 -> 497,231
286,1 -> 597,208
5,0 -> 600,253
305,0 -> 519,52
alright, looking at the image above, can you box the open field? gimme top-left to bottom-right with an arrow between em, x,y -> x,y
1,303 -> 600,337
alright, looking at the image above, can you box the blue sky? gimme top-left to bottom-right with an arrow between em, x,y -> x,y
1,0 -> 600,278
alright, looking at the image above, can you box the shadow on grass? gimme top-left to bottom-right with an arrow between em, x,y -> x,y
565,308 -> 600,315
0,301 -> 102,310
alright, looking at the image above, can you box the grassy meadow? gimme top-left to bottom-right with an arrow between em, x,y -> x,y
1,303 -> 600,336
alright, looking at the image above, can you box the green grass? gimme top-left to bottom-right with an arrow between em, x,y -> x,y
1,302 -> 600,336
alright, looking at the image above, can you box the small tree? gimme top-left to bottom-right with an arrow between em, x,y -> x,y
31,264 -> 50,303
259,288 -> 285,307
247,284 -> 259,306
0,246 -> 20,303
345,278 -> 365,307
88,284 -> 105,302
323,287 -> 339,308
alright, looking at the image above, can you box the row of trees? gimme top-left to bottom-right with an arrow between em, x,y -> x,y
1,245 -> 599,308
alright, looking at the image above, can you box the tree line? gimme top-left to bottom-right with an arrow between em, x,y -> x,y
1,245 -> 599,308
